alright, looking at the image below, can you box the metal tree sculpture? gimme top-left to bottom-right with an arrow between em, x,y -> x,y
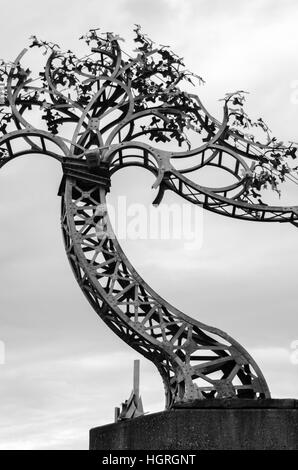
1,27 -> 298,407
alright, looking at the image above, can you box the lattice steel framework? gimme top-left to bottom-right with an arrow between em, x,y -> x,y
1,29 -> 298,407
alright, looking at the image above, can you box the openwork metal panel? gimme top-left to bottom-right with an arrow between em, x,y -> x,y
1,28 -> 297,406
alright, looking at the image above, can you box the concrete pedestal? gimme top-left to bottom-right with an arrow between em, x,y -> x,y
90,399 -> 298,450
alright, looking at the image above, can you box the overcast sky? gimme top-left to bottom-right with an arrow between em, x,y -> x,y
0,0 -> 298,450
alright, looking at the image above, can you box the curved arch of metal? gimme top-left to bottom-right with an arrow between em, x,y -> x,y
1,30 -> 297,406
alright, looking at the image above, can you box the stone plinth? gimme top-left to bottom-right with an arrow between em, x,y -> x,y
90,399 -> 298,450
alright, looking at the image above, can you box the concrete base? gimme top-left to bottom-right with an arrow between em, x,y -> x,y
90,399 -> 298,450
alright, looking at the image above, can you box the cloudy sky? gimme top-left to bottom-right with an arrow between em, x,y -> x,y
1,0 -> 298,450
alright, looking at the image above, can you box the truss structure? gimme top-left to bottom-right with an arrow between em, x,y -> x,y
1,29 -> 297,407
